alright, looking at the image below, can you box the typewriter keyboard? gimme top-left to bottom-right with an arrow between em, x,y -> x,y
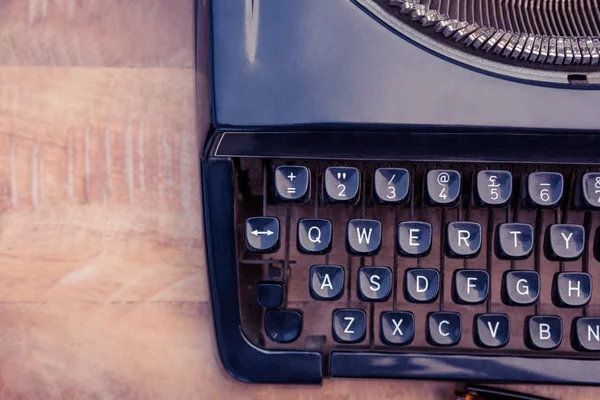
234,158 -> 600,361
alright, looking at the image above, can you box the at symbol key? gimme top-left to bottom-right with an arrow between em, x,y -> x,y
426,170 -> 461,206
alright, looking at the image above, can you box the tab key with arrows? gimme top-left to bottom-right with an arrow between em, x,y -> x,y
245,217 -> 280,253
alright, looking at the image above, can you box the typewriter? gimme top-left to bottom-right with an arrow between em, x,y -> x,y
202,0 -> 600,385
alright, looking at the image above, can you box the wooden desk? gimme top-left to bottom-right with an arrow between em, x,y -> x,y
0,0 -> 598,398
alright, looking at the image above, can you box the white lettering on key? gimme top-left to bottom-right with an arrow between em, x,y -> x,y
439,320 -> 450,337
392,319 -> 403,336
589,325 -> 600,342
569,280 -> 581,298
487,321 -> 500,338
344,317 -> 355,334
467,277 -> 477,294
458,230 -> 471,247
510,231 -> 521,248
356,228 -> 373,245
369,275 -> 381,292
540,323 -> 551,340
416,276 -> 429,293
321,274 -> 333,290
517,279 -> 529,295
561,232 -> 574,249
409,229 -> 420,246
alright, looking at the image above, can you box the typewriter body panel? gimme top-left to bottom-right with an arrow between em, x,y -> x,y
203,0 -> 600,385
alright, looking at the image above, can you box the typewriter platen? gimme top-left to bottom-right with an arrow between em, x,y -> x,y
202,0 -> 600,385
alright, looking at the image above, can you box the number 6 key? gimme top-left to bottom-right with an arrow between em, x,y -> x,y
525,172 -> 564,208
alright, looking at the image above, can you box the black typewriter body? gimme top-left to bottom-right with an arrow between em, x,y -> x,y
202,0 -> 600,385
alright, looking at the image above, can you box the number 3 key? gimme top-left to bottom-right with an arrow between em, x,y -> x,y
374,168 -> 409,204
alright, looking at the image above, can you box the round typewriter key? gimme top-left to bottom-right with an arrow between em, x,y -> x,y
373,168 -> 409,204
526,315 -> 562,350
476,170 -> 512,206
545,224 -> 585,261
324,167 -> 360,204
552,272 -> 592,308
298,218 -> 332,254
573,317 -> 600,351
357,266 -> 392,302
397,221 -> 432,257
427,312 -> 462,346
475,313 -> 510,348
502,270 -> 540,306
426,169 -> 461,206
380,311 -> 414,346
265,310 -> 303,344
332,309 -> 366,343
582,173 -> 600,208
525,172 -> 563,208
496,223 -> 534,260
274,166 -> 310,202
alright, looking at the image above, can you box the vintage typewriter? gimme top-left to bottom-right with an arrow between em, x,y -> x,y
202,0 -> 600,385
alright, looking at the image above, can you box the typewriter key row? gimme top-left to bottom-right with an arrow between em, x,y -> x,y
257,266 -> 590,307
272,166 -> 600,208
263,308 -> 600,352
245,217 -> 587,261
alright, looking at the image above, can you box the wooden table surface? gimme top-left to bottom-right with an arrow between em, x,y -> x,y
1,0 -> 599,398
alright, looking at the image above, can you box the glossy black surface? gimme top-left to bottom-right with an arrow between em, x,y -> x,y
202,159 -> 322,384
427,312 -> 462,346
503,271 -> 541,306
526,315 -> 562,350
572,317 -> 600,351
552,272 -> 592,307
332,309 -> 367,343
298,218 -> 333,254
582,173 -> 600,208
309,265 -> 345,301
324,167 -> 360,203
426,169 -> 461,206
446,221 -> 482,258
475,170 -> 512,207
474,314 -> 511,348
213,132 -> 600,163
525,172 -> 564,208
245,217 -> 280,253
380,311 -> 415,346
210,1 -> 600,131
357,266 -> 392,302
373,168 -> 409,204
257,282 -> 283,309
265,310 -> 303,344
496,223 -> 534,260
396,221 -> 432,257
404,268 -> 440,303
346,219 -> 382,255
545,224 -> 585,261
330,352 -> 600,383
274,165 -> 310,202
452,270 -> 489,304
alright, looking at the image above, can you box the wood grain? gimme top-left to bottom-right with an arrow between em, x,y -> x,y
0,0 -> 599,398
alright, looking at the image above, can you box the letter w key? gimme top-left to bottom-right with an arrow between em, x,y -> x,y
347,219 -> 382,255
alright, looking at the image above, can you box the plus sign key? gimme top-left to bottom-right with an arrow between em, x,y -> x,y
274,166 -> 310,202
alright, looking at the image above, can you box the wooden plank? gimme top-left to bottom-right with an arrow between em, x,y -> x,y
0,0 -> 195,67
0,67 -> 205,303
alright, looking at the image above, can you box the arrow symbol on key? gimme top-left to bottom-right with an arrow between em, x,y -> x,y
251,230 -> 274,236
